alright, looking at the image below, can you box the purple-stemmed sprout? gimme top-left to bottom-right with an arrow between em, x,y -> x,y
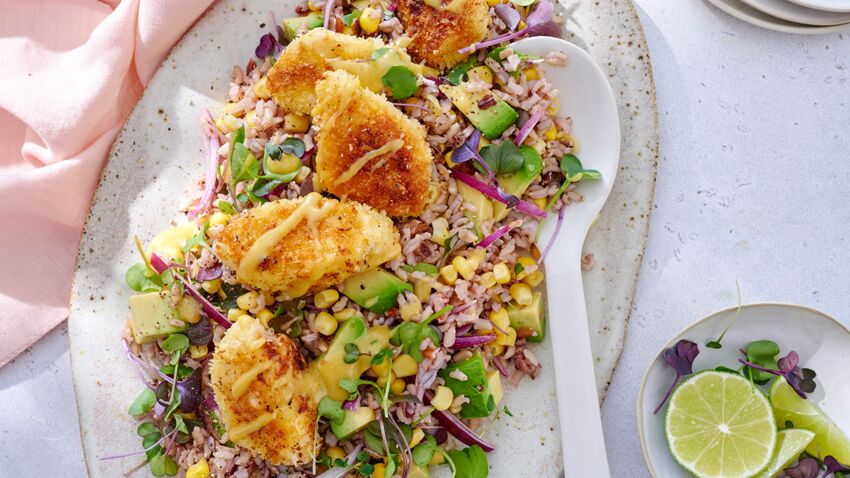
824,456 -> 850,477
785,457 -> 821,478
255,32 -> 283,59
458,0 -> 563,54
150,253 -> 232,329
653,340 -> 699,414
177,368 -> 203,414
739,350 -> 817,399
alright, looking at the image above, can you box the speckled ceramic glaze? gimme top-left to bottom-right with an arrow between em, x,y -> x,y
68,1 -> 658,476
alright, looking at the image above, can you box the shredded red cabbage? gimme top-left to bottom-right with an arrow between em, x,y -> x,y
536,205 -> 564,264
477,225 -> 511,249
492,355 -> 510,377
458,0 -> 558,54
427,392 -> 495,452
450,335 -> 496,349
196,264 -> 222,282
451,170 -> 546,218
323,0 -> 335,30
189,135 -> 221,219
514,109 -> 545,147
150,254 -> 232,329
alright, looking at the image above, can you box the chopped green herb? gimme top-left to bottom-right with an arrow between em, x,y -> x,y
382,66 -> 418,100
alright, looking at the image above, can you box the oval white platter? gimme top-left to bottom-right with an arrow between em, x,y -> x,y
67,0 -> 658,476
638,303 -> 850,477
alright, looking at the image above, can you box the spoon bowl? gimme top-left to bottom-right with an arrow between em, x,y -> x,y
511,35 -> 621,476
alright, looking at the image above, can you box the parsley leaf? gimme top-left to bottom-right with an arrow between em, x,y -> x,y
479,141 -> 525,175
382,66 -> 418,100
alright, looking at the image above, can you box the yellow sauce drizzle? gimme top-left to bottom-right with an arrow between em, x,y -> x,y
424,0 -> 465,13
228,412 -> 275,441
333,139 -> 405,187
231,362 -> 272,399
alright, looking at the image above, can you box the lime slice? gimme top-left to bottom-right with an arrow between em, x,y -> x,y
755,429 -> 816,478
770,378 -> 850,463
665,371 -> 777,478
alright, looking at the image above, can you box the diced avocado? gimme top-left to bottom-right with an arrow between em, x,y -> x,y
438,352 -> 496,418
330,406 -> 376,440
439,84 -> 518,140
507,291 -> 546,343
457,182 -> 493,239
492,146 -> 544,220
407,463 -> 431,478
316,316 -> 391,400
282,13 -> 323,41
339,269 -> 412,314
129,291 -> 187,344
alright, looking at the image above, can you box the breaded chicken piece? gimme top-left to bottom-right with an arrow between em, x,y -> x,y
214,192 -> 400,297
211,316 -> 323,466
266,29 -> 428,115
396,0 -> 490,70
313,71 -> 433,217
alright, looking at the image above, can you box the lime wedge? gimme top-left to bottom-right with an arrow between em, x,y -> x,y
755,429 -> 816,478
665,371 -> 777,478
770,378 -> 850,464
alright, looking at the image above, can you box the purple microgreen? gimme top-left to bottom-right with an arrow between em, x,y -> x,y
255,33 -> 277,58
785,457 -> 821,478
450,335 -> 497,349
536,205 -> 564,265
150,253 -> 232,329
186,318 -> 213,346
825,456 -> 850,477
514,109 -> 545,147
706,281 -> 742,349
458,0 -> 556,54
176,368 -> 203,413
654,340 -> 699,414
739,350 -> 818,398
525,20 -> 563,38
451,170 -> 546,218
494,3 -> 521,31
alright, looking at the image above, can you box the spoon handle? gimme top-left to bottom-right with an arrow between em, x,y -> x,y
546,245 -> 611,477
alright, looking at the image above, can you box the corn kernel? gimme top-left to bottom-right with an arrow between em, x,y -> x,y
177,297 -> 201,323
510,283 -> 533,306
467,248 -> 486,268
449,396 -> 466,414
201,278 -> 222,294
209,211 -> 230,227
236,291 -> 259,311
372,463 -> 387,478
430,452 -> 445,465
439,265 -> 458,285
267,153 -> 301,175
283,113 -> 310,133
391,378 -> 406,395
377,371 -> 394,388
431,386 -> 454,411
217,114 -> 241,133
189,345 -> 209,360
222,102 -> 244,117
393,354 -> 419,378
479,271 -> 496,289
486,0 -> 502,6
429,217 -> 450,245
544,126 -> 558,141
496,326 -> 517,346
533,197 -> 548,209
524,270 -> 545,287
253,76 -> 271,99
314,289 -> 340,309
399,295 -> 422,322
485,343 -> 505,357
262,291 -> 274,304
227,308 -> 243,322
295,165 -> 311,183
410,427 -> 425,448
370,360 -> 390,378
524,67 -> 539,81
413,278 -> 432,303
452,256 -> 475,281
493,263 -> 511,284
334,308 -> 359,321
467,66 -> 493,86
489,308 -> 510,330
315,311 -> 338,336
547,97 -> 560,115
186,458 -> 210,478
445,149 -> 457,168
237,314 -> 253,323
243,110 -> 258,129
257,308 -> 274,327
516,256 -> 536,280
326,446 -> 346,461
359,8 -> 381,34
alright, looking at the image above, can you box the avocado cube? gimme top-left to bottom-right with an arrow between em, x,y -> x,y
457,182 -> 493,240
438,352 -> 496,418
407,463 -> 431,478
507,291 -> 546,343
282,13 -> 324,41
492,146 -> 544,220
316,316 -> 391,400
330,406 -> 376,440
439,83 -> 518,140
338,269 -> 412,314
129,291 -> 187,344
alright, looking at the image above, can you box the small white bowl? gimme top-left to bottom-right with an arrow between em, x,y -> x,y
637,303 -> 850,477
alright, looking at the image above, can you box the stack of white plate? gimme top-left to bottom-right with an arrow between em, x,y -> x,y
707,0 -> 850,33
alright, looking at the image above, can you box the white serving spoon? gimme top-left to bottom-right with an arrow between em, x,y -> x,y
509,36 -> 620,476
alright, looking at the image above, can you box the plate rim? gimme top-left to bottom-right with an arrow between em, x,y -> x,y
786,0 -> 850,13
635,301 -> 850,477
705,0 -> 850,33
66,0 -> 660,475
737,0 -> 850,26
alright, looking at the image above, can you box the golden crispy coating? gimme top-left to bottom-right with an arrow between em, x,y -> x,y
396,0 -> 490,70
313,71 -> 433,217
213,193 -> 400,296
210,316 -> 323,466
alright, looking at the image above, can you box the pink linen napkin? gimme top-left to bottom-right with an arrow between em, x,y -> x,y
0,0 -> 215,367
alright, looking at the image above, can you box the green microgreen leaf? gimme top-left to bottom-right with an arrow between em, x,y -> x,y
149,453 -> 178,477
318,397 -> 346,424
706,281 -> 742,349
448,445 -> 489,478
372,47 -> 392,60
137,422 -> 159,438
281,137 -> 306,157
159,363 -> 194,380
371,348 -> 393,365
128,388 -> 156,417
514,263 -> 525,275
160,334 -> 190,355
338,378 -> 381,399
343,8 -> 362,26
216,200 -> 236,214
479,141 -> 525,175
125,263 -> 164,292
163,389 -> 182,422
502,406 -> 514,417
382,66 -> 418,100
142,431 -> 162,460
344,343 -> 361,364
412,434 -> 437,467
230,143 -> 259,184
743,340 -> 781,385
182,223 -> 209,254
400,263 -> 439,276
172,415 -> 189,434
446,56 -> 479,85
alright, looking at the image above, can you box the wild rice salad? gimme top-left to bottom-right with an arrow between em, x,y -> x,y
117,0 -> 601,476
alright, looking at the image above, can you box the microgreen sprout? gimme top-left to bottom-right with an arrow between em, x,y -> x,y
739,350 -> 817,399
654,340 -> 699,414
706,282 -> 742,349
824,456 -> 850,477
